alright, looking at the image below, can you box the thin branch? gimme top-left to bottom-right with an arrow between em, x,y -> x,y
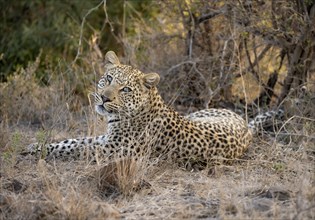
244,36 -> 260,82
166,60 -> 199,75
270,0 -> 278,30
235,45 -> 271,78
186,2 -> 194,59
122,0 -> 126,39
219,39 -> 230,80
197,6 -> 226,24
73,0 -> 105,64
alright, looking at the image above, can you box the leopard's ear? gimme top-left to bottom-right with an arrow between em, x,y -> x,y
105,51 -> 120,68
143,73 -> 160,89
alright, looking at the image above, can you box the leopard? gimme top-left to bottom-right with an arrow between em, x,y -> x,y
28,51 -> 281,168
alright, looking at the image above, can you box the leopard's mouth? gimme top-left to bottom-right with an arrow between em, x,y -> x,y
95,104 -> 114,115
95,105 -> 109,115
95,105 -> 105,115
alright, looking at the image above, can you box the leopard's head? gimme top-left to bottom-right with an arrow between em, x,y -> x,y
94,51 -> 160,119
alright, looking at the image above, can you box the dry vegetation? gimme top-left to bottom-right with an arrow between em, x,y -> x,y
1,0 -> 315,219
0,121 -> 314,219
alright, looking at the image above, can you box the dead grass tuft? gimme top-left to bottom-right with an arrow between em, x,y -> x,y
95,158 -> 151,197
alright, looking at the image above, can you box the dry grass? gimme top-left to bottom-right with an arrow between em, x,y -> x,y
0,22 -> 314,219
0,135 -> 314,219
1,1 -> 314,219
1,92 -> 314,219
0,57 -> 314,220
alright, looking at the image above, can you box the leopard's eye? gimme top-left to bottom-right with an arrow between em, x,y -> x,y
98,79 -> 105,88
121,87 -> 132,92
107,75 -> 113,83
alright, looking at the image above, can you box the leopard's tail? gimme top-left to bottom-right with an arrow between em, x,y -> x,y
248,109 -> 284,134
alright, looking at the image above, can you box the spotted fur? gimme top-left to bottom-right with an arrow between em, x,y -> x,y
248,109 -> 284,133
29,51 -> 255,167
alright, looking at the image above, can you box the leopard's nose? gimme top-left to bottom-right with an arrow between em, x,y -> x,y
101,95 -> 111,103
